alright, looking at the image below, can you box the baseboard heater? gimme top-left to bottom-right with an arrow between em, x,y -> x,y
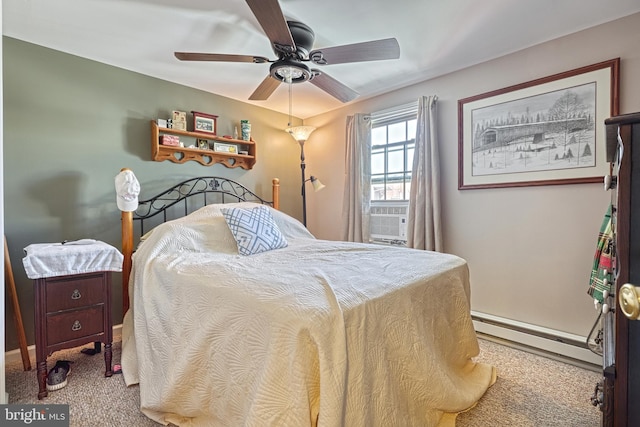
471,311 -> 602,366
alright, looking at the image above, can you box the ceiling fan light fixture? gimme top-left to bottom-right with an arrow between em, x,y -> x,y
270,59 -> 312,83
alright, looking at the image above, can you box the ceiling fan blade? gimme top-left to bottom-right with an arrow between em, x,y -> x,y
309,38 -> 400,65
309,71 -> 358,103
245,0 -> 296,53
249,75 -> 281,100
175,52 -> 270,63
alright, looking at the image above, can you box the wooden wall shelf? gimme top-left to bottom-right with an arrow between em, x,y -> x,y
150,121 -> 256,169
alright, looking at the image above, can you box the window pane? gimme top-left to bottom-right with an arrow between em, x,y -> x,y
386,174 -> 405,200
407,119 -> 417,140
385,183 -> 405,200
371,182 -> 386,200
371,151 -> 385,174
388,122 -> 406,143
372,126 -> 387,146
388,148 -> 404,173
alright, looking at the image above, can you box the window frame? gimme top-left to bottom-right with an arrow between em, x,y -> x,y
370,103 -> 418,203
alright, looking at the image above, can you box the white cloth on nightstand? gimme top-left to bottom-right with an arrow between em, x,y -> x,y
22,239 -> 123,279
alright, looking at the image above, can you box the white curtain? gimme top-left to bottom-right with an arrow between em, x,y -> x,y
407,95 -> 442,251
342,113 -> 371,242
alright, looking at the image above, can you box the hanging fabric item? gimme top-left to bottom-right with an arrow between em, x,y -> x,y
587,204 -> 615,304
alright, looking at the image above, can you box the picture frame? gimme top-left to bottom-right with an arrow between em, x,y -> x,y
172,110 -> 187,131
458,58 -> 619,190
213,142 -> 238,154
192,111 -> 218,135
197,138 -> 210,150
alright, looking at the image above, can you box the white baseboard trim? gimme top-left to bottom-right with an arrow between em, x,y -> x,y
472,311 -> 602,367
4,324 -> 123,366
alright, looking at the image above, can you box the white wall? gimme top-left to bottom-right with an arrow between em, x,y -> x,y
303,13 -> 640,339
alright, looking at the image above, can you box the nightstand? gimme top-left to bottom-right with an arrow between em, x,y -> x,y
34,271 -> 113,399
22,240 -> 123,399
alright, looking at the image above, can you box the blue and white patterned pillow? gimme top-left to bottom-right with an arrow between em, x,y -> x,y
221,205 -> 288,255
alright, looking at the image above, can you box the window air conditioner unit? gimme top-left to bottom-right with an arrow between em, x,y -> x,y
370,204 -> 408,244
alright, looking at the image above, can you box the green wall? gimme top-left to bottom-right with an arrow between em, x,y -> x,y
3,37 -> 303,351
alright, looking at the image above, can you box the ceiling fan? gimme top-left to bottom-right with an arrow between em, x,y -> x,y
174,0 -> 400,103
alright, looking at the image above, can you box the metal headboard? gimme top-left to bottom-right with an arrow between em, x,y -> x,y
133,176 -> 275,237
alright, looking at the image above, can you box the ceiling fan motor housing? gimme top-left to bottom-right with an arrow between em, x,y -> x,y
285,21 -> 315,59
269,20 -> 316,83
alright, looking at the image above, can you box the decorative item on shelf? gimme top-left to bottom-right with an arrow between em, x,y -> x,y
157,118 -> 168,128
197,139 -> 210,150
241,120 -> 251,141
213,142 -> 238,153
234,126 -> 239,140
160,135 -> 180,146
166,119 -> 173,129
172,111 -> 187,131
192,111 -> 218,134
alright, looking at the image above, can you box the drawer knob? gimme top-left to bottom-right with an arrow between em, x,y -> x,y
71,320 -> 82,331
71,289 -> 82,300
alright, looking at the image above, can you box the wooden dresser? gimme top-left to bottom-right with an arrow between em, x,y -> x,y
34,271 -> 113,399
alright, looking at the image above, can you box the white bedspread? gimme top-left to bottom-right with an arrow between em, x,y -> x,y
121,204 -> 495,426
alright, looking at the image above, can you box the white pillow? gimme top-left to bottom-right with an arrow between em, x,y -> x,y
221,205 -> 288,255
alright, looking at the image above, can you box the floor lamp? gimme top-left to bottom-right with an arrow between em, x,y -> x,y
286,126 -> 325,226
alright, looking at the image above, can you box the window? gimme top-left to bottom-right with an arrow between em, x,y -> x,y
370,103 -> 418,201
369,102 -> 418,246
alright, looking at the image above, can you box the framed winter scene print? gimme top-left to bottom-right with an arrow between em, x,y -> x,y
458,58 -> 619,190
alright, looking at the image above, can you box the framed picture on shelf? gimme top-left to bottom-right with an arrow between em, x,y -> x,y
197,139 -> 210,150
458,58 -> 619,190
172,111 -> 187,131
192,111 -> 218,135
213,142 -> 238,154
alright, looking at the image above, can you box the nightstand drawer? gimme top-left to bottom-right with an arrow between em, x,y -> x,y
46,275 -> 105,312
46,306 -> 104,345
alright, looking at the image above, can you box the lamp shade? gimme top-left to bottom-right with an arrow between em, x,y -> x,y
286,125 -> 316,142
310,176 -> 326,192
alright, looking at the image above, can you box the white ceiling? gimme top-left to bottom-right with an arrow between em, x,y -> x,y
4,0 -> 640,119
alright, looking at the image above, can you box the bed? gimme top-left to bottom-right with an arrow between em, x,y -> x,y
119,174 -> 495,427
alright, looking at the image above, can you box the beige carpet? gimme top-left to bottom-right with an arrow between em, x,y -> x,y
6,337 -> 602,426
456,338 -> 601,427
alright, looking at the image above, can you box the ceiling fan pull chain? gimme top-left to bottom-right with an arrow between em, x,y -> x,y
288,73 -> 293,127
